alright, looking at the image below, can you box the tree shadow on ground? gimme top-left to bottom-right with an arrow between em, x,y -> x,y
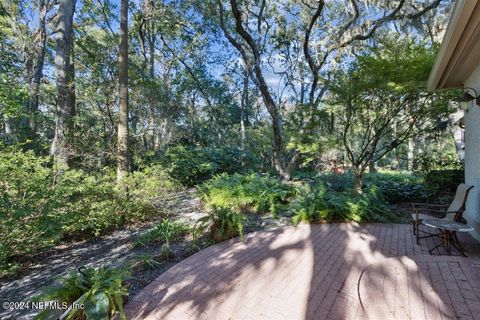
125,223 -> 480,319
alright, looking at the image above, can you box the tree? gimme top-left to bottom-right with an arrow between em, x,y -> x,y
0,0 -> 54,142
213,0 -> 447,180
0,2 -> 23,143
117,0 -> 129,187
330,38 -> 453,193
240,65 -> 250,150
25,0 -> 53,135
0,0 -> 454,179
51,0 -> 76,168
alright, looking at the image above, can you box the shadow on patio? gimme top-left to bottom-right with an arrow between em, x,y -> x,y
125,223 -> 480,319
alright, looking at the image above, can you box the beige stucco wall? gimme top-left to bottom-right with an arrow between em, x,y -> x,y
464,65 -> 480,240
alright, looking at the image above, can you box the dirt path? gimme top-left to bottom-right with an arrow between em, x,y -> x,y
0,189 -> 207,320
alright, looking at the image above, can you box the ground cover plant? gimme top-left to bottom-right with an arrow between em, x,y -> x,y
196,207 -> 247,242
37,266 -> 129,320
199,173 -> 297,215
198,172 -> 407,226
319,171 -> 436,203
290,183 -> 395,224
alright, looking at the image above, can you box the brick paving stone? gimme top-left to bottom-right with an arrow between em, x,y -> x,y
125,223 -> 480,319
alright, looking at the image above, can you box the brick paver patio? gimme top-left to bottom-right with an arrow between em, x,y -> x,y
125,223 -> 480,320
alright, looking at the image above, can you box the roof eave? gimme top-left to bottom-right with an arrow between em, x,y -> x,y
427,0 -> 478,91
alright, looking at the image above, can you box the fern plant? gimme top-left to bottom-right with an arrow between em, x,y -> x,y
199,173 -> 295,215
37,266 -> 129,320
291,185 -> 329,224
196,207 -> 246,242
324,186 -> 395,223
290,184 -> 395,224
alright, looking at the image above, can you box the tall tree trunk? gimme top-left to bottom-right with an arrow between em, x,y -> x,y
51,0 -> 76,169
407,137 -> 414,172
240,66 -> 249,150
392,120 -> 401,170
148,23 -> 155,78
271,115 -> 285,177
27,0 -> 48,135
407,117 -> 414,171
369,161 -> 377,174
4,118 -> 15,143
225,0 -> 290,179
146,20 -> 156,150
369,128 -> 378,173
353,166 -> 364,194
190,91 -> 197,129
117,0 -> 129,188
395,149 -> 402,170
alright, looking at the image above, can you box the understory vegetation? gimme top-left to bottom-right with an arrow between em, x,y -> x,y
0,147 -> 178,274
196,207 -> 247,242
37,266 -> 129,320
199,173 -> 296,215
198,170 -> 439,228
291,184 -> 394,224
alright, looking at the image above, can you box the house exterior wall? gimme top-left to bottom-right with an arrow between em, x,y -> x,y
464,65 -> 480,239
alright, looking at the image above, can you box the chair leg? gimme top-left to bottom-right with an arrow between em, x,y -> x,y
416,221 -> 420,245
452,232 -> 468,257
412,220 -> 416,235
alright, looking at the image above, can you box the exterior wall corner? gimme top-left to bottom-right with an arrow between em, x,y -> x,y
464,65 -> 480,240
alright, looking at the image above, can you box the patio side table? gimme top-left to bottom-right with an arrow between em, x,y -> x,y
421,219 -> 474,256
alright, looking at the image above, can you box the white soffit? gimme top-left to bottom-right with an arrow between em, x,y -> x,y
427,0 -> 480,91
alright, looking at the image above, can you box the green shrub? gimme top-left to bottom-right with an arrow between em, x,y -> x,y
197,207 -> 246,242
0,149 -> 55,267
318,172 -> 355,192
425,169 -> 464,192
318,171 -> 433,203
373,181 -> 434,203
199,173 -> 295,215
415,152 -> 463,176
127,164 -> 181,202
324,187 -> 395,223
291,185 -> 395,224
291,185 -> 329,224
55,170 -> 128,236
0,148 -> 176,274
37,266 -> 129,320
166,146 -> 217,186
166,145 -> 260,186
22,168 -> 159,238
364,171 -> 423,185
365,172 -> 434,203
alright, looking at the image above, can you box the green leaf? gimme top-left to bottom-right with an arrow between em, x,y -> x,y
84,292 -> 109,320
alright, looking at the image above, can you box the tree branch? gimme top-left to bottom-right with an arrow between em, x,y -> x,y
303,0 -> 324,106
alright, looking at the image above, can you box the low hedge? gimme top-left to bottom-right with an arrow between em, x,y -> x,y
425,169 -> 464,192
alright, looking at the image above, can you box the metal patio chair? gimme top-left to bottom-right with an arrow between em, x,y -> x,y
411,183 -> 474,245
